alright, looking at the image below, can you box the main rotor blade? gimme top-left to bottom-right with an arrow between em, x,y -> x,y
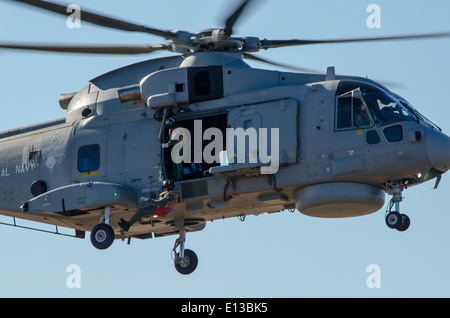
223,0 -> 253,36
0,43 -> 168,54
243,53 -> 321,73
260,32 -> 450,49
10,0 -> 174,39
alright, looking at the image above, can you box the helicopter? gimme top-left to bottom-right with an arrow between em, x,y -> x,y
1,0 -> 450,275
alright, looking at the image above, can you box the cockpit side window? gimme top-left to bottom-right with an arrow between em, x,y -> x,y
336,95 -> 352,129
336,90 -> 372,130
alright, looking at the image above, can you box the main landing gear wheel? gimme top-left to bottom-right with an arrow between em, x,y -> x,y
90,207 -> 115,250
172,227 -> 198,275
174,249 -> 198,275
90,223 -> 114,250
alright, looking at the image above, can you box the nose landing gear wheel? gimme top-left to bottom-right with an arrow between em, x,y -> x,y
385,211 -> 402,229
385,184 -> 411,232
385,212 -> 410,231
174,249 -> 198,275
396,214 -> 410,232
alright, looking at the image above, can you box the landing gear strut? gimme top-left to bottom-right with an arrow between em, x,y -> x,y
385,185 -> 410,231
172,228 -> 198,275
91,207 -> 115,249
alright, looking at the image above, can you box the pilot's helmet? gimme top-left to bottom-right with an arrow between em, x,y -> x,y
165,118 -> 176,128
170,127 -> 184,140
162,179 -> 174,190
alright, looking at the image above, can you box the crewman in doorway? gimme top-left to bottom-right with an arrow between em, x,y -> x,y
118,179 -> 178,232
162,121 -> 185,181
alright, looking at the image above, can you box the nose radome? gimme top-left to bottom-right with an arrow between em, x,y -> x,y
426,130 -> 450,173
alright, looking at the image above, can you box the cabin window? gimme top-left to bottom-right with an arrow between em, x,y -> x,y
28,150 -> 41,162
336,90 -> 372,130
78,144 -> 100,172
243,119 -> 252,130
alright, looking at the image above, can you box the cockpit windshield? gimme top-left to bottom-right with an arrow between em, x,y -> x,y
362,91 -> 416,125
398,98 -> 441,131
336,80 -> 418,128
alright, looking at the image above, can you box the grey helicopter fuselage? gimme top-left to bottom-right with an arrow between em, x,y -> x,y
0,52 -> 449,240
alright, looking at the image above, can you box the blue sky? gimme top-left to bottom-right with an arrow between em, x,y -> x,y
0,0 -> 450,298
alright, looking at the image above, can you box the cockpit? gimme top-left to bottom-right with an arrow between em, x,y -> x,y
335,80 -> 440,131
